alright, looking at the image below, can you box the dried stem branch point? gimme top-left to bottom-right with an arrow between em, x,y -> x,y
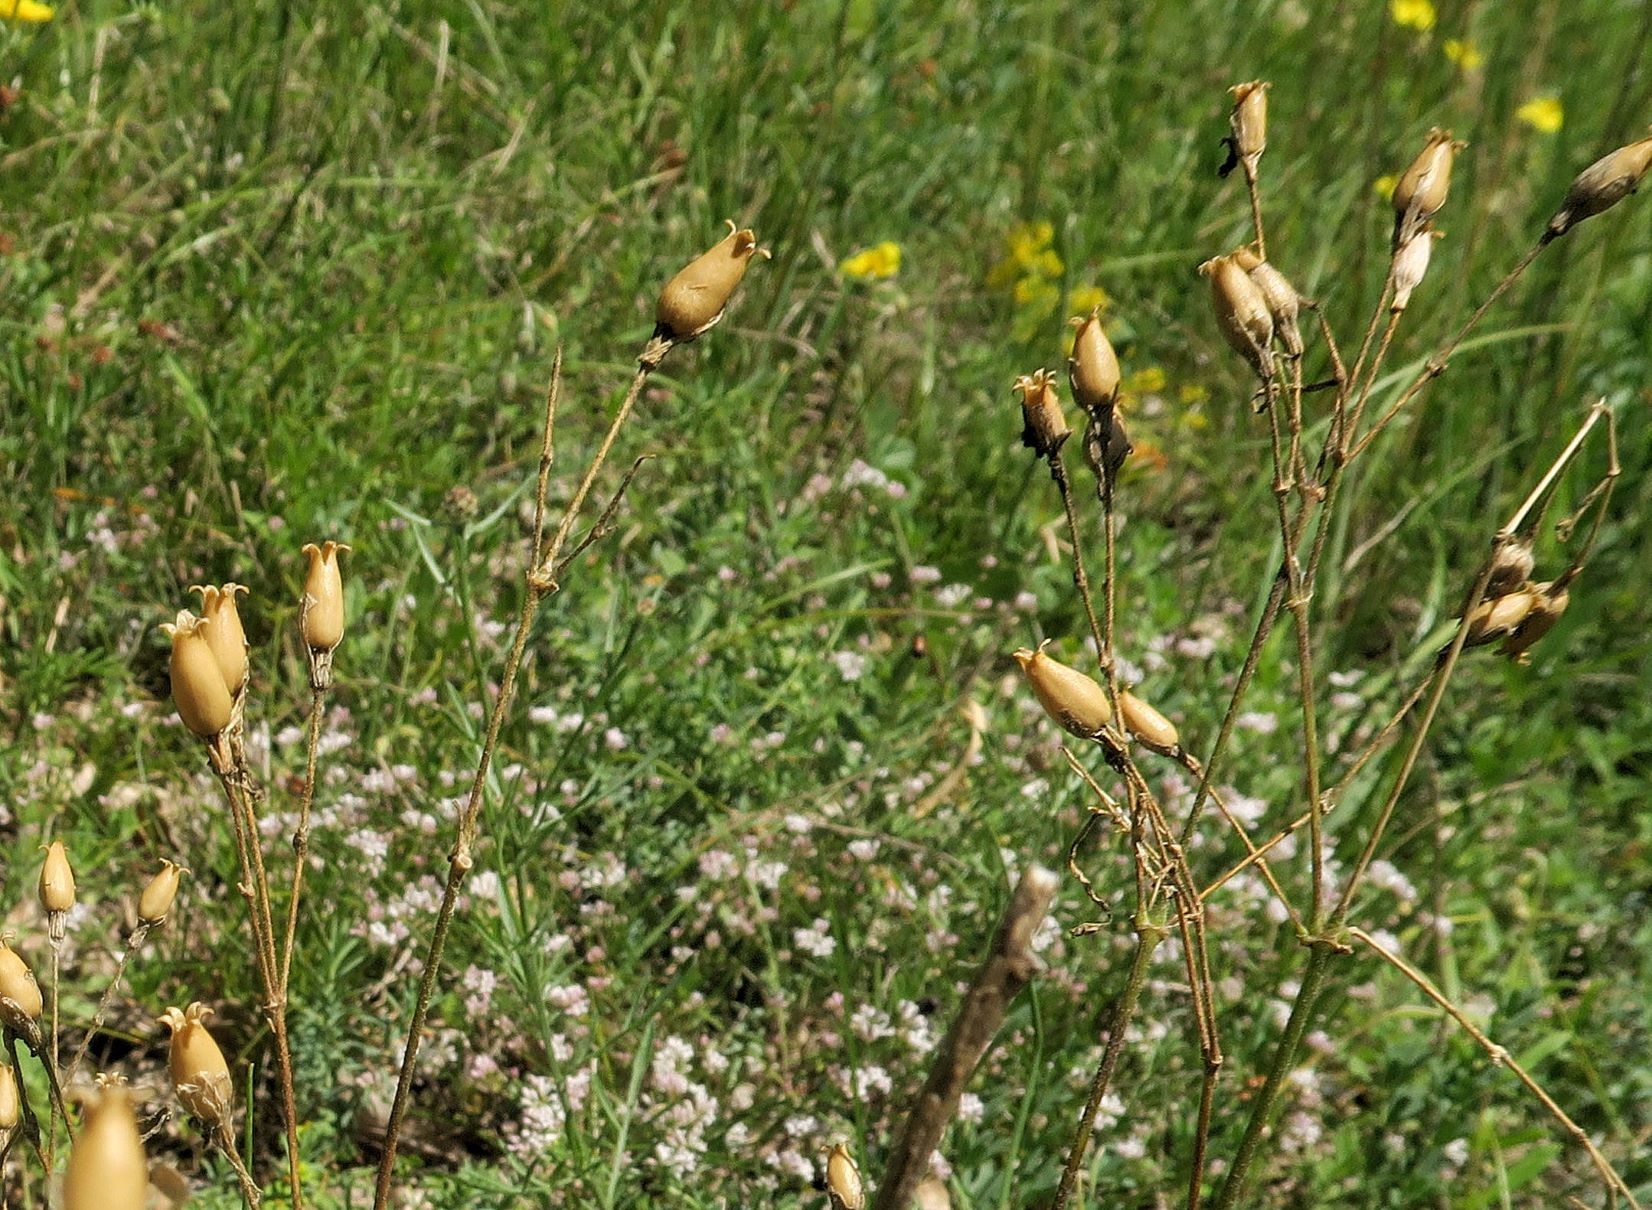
1013,644 -> 1112,737
655,220 -> 768,341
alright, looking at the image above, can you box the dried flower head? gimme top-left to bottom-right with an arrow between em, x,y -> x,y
300,541 -> 351,653
1390,227 -> 1443,311
1082,407 -> 1132,486
1198,254 -> 1274,377
39,839 -> 76,916
1014,369 -> 1072,458
1481,535 -> 1536,600
1068,309 -> 1120,413
1013,643 -> 1114,737
160,1002 -> 234,1127
1229,81 -> 1270,167
656,221 -> 769,342
1548,131 -> 1652,237
63,1081 -> 148,1210
825,1143 -> 865,1210
1463,587 -> 1538,648
0,940 -> 44,1029
1393,127 -> 1465,248
160,610 -> 234,738
1230,244 -> 1303,356
1500,581 -> 1569,662
188,583 -> 250,695
0,1063 -> 17,1131
139,859 -> 187,925
1120,690 -> 1180,751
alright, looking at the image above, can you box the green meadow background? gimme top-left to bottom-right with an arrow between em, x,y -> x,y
2,0 -> 1650,1205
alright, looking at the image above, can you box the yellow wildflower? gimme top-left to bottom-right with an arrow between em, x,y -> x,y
839,241 -> 901,281
1516,96 -> 1563,134
989,220 -> 1063,288
1178,383 -> 1209,405
1007,221 -> 1055,264
1126,367 -> 1167,395
1390,0 -> 1436,31
0,0 -> 53,19
1442,39 -> 1482,69
1069,285 -> 1108,315
1373,174 -> 1398,201
1013,275 -> 1059,308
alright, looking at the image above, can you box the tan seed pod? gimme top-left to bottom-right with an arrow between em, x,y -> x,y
63,1082 -> 148,1210
1198,254 -> 1273,376
39,839 -> 76,914
1549,132 -> 1652,237
0,1063 -> 17,1130
1068,309 -> 1120,412
160,1003 -> 234,1127
1082,407 -> 1132,486
1463,588 -> 1538,648
160,610 -> 233,737
1014,369 -> 1072,458
1393,128 -> 1465,249
1500,581 -> 1569,662
1121,690 -> 1180,751
1013,644 -> 1113,737
1391,228 -> 1442,312
189,583 -> 250,695
139,859 -> 187,925
0,941 -> 43,1027
1230,246 -> 1303,356
656,221 -> 768,341
1481,535 -> 1536,601
301,541 -> 351,653
825,1143 -> 865,1210
914,1177 -> 953,1210
1230,81 -> 1269,166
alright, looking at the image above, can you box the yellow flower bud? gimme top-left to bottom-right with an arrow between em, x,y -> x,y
160,1003 -> 234,1127
160,610 -> 234,738
1121,690 -> 1180,751
0,941 -> 43,1030
1013,644 -> 1113,737
0,1063 -> 17,1131
1390,228 -> 1442,311
825,1143 -> 865,1210
39,839 -> 76,914
1068,310 -> 1120,412
1229,80 -> 1269,166
301,541 -> 350,652
1014,369 -> 1072,458
1500,581 -> 1569,662
1392,128 -> 1465,249
63,1082 -> 148,1210
189,583 -> 250,695
139,859 -> 187,925
914,1177 -> 953,1210
655,222 -> 768,342
1198,254 -> 1273,376
1230,245 -> 1303,357
1463,588 -> 1538,648
1549,132 -> 1652,237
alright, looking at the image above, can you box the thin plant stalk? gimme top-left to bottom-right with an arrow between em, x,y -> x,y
280,687 -> 326,994
217,1122 -> 263,1210
67,924 -> 152,1082
373,341 -> 671,1210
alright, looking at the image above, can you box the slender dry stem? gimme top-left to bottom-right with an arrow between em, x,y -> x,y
280,687 -> 327,994
67,924 -> 151,1082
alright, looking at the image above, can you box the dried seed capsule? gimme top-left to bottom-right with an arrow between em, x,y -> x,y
914,1177 -> 953,1210
656,222 -> 767,342
1082,408 -> 1132,486
0,1063 -> 17,1131
826,1143 -> 865,1210
189,583 -> 250,695
1230,245 -> 1303,356
300,541 -> 351,653
1481,535 -> 1536,601
160,610 -> 234,738
1463,588 -> 1538,648
63,1082 -> 148,1210
139,859 -> 187,925
0,941 -> 43,1028
1068,309 -> 1120,413
1390,228 -> 1442,311
1121,690 -> 1179,751
1014,369 -> 1071,458
160,1003 -> 235,1127
1199,254 -> 1273,377
1229,81 -> 1269,169
39,840 -> 76,914
1393,128 -> 1465,249
1549,132 -> 1652,237
1013,644 -> 1113,736
1500,581 -> 1569,662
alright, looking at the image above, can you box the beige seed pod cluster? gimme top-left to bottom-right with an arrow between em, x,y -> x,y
0,940 -> 44,1030
656,221 -> 769,342
39,839 -> 77,915
0,1062 -> 17,1131
1390,227 -> 1442,312
1082,407 -> 1133,486
1230,244 -> 1303,357
1393,128 -> 1465,250
301,541 -> 351,653
1463,587 -> 1539,649
1013,644 -> 1113,737
1229,81 -> 1269,171
1500,581 -> 1569,662
139,859 -> 187,925
1120,690 -> 1180,752
1549,131 -> 1652,238
825,1142 -> 865,1210
189,583 -> 250,695
161,1002 -> 235,1127
160,610 -> 235,738
1014,369 -> 1072,458
1068,309 -> 1120,413
1199,254 -> 1274,377
63,1080 -> 148,1210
